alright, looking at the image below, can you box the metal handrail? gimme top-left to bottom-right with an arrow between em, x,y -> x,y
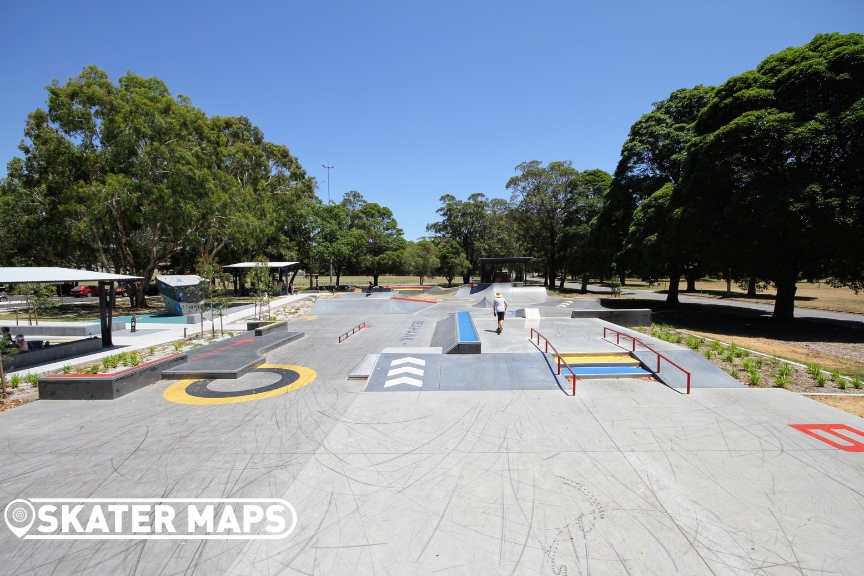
529,328 -> 577,396
603,327 -> 691,394
338,322 -> 367,343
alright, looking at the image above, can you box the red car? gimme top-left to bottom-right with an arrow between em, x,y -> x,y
70,285 -> 128,298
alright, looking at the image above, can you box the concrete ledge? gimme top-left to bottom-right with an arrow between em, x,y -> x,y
38,354 -> 188,400
430,312 -> 481,355
161,332 -> 304,380
4,337 -> 103,371
1,322 -> 125,336
570,309 -> 652,328
247,320 -> 288,336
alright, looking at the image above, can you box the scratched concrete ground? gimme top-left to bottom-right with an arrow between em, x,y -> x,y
1,291 -> 863,575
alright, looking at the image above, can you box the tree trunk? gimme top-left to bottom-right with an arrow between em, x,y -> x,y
580,274 -> 589,294
373,273 -> 380,287
685,272 -> 696,292
773,273 -> 797,321
618,272 -> 626,286
666,272 -> 681,305
747,277 -> 757,297
462,273 -> 471,285
558,275 -> 566,289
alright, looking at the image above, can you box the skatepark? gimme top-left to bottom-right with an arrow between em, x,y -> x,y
2,283 -> 863,575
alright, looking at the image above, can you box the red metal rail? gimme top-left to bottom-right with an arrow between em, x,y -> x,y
529,328 -> 577,396
338,322 -> 367,343
603,327 -> 691,394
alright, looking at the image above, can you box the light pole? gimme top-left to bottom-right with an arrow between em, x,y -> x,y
322,164 -> 334,287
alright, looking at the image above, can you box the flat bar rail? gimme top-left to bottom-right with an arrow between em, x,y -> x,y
338,322 -> 367,343
529,328 -> 577,396
603,327 -> 691,394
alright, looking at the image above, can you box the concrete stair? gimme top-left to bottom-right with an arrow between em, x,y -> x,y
556,352 -> 652,379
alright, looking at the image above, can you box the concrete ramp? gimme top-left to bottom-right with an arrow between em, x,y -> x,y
456,283 -> 549,304
312,297 -> 434,315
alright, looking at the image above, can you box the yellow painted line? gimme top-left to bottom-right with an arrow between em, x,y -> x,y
561,354 -> 635,363
305,316 -> 317,321
163,364 -> 317,405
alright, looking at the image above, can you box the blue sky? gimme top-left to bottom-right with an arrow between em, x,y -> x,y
1,0 -> 861,241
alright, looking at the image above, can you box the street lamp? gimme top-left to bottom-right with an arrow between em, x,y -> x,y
322,164 -> 334,287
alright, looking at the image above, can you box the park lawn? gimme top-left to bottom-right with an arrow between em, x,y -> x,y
327,275 -> 458,287
622,278 -> 864,315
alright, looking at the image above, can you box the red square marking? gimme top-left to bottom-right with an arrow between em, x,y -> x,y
789,424 -> 864,452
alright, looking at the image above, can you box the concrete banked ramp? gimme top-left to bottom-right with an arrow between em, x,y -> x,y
311,297 -> 434,315
455,283 -> 548,304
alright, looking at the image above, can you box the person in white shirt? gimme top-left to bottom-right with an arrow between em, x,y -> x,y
493,290 -> 507,334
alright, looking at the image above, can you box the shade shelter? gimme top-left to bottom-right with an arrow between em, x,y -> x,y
477,257 -> 533,283
0,267 -> 140,347
222,262 -> 300,295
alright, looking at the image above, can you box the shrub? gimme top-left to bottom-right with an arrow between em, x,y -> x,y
815,371 -> 828,387
62,364 -> 72,374
830,370 -> 842,383
838,378 -> 847,390
102,354 -> 121,370
25,373 -> 39,387
148,346 -> 155,355
806,362 -> 822,377
754,357 -> 764,370
723,350 -> 737,363
853,377 -> 863,390
172,341 -> 183,352
710,341 -> 724,353
741,358 -> 754,371
730,344 -> 749,358
777,363 -> 793,379
87,365 -> 100,374
747,368 -> 761,386
9,374 -> 21,388
129,350 -> 140,366
774,375 -> 790,389
685,336 -> 704,350
702,349 -> 714,360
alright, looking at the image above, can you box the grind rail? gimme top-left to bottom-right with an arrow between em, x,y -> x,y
603,327 -> 691,394
529,328 -> 577,396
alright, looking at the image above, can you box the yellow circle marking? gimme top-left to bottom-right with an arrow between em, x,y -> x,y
163,364 -> 317,405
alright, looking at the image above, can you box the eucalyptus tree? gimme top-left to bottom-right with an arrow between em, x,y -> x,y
561,169 -> 611,291
404,239 -> 440,284
426,193 -> 490,283
506,160 -> 580,287
675,33 -> 864,320
435,238 -> 470,287
357,202 -> 406,286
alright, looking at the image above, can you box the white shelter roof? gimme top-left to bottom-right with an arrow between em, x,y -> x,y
0,267 -> 140,283
222,262 -> 299,269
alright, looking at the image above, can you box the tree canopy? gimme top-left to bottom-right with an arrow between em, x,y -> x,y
674,32 -> 864,319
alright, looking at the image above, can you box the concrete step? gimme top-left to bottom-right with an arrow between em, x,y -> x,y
560,365 -> 652,379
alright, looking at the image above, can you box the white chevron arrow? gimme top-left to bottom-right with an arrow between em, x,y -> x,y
391,357 -> 426,366
388,366 -> 424,377
384,376 -> 423,388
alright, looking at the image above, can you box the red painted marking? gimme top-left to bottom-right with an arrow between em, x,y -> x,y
44,354 -> 184,378
391,297 -> 437,304
189,338 -> 255,361
789,424 -> 864,452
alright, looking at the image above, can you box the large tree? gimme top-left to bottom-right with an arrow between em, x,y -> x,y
506,160 -> 579,287
426,193 -> 490,283
588,85 -> 714,299
3,67 -> 314,306
676,33 -> 864,320
560,168 -> 611,291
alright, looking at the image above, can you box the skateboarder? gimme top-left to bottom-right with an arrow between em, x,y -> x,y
366,282 -> 374,297
493,290 -> 507,334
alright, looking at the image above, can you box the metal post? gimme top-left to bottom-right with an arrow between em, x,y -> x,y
322,164 -> 335,287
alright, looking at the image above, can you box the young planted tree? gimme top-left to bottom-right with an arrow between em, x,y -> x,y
247,258 -> 271,320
